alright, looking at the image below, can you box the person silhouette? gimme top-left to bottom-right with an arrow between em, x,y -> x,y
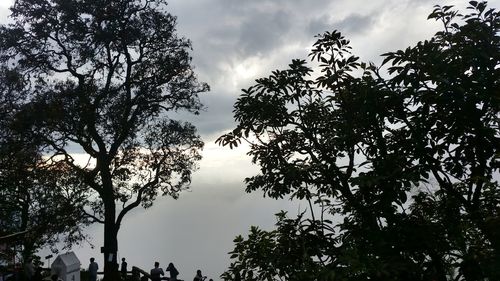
121,258 -> 128,279
193,270 -> 206,281
150,262 -> 164,281
165,263 -> 179,281
88,258 -> 98,281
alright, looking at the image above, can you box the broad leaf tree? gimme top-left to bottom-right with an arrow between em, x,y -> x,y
0,67 -> 89,263
0,146 -> 90,262
0,0 -> 208,279
218,2 -> 499,280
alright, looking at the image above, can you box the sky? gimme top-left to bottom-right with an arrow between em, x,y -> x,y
1,0 -> 499,280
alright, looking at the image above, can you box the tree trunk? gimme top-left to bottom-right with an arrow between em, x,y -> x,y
20,187 -> 32,262
101,163 -> 120,281
102,198 -> 119,281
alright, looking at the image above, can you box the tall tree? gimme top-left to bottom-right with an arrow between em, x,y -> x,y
0,0 -> 208,279
218,2 -> 499,280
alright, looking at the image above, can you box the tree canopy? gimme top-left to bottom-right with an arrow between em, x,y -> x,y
218,2 -> 499,280
0,0 -> 208,278
0,66 -> 89,262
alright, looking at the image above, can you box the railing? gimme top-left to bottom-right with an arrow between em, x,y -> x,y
89,266 -> 182,281
131,266 -> 151,281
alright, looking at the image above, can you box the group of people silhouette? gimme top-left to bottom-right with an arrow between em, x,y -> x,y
150,261 -> 213,281
88,258 -> 214,281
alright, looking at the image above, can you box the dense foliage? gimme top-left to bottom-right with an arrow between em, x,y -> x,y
218,2 -> 499,280
0,66 -> 89,262
0,0 -> 208,277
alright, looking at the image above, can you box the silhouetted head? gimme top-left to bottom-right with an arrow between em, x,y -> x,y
90,258 -> 95,263
122,258 -> 126,262
196,270 -> 202,276
154,262 -> 159,268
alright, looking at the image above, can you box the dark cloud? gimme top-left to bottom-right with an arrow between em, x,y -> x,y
335,13 -> 378,35
178,91 -> 239,139
167,1 -> 346,140
170,0 -> 338,82
308,15 -> 335,36
219,0 -> 336,14
308,12 -> 379,38
237,9 -> 292,57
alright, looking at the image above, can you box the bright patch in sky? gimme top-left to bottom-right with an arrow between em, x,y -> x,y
232,57 -> 261,87
0,0 -> 12,8
235,62 -> 257,80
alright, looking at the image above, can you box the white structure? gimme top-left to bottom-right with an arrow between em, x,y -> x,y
51,252 -> 81,281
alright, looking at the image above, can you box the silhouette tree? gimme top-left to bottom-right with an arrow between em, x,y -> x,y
0,0 -> 208,279
218,2 -> 499,280
0,67 -> 89,262
0,148 -> 90,262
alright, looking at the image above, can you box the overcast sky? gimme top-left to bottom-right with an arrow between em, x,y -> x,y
1,0 -> 499,280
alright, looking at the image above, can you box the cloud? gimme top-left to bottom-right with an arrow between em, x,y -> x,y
236,9 -> 292,57
335,13 -> 378,34
170,0 -> 340,82
174,0 -> 473,140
